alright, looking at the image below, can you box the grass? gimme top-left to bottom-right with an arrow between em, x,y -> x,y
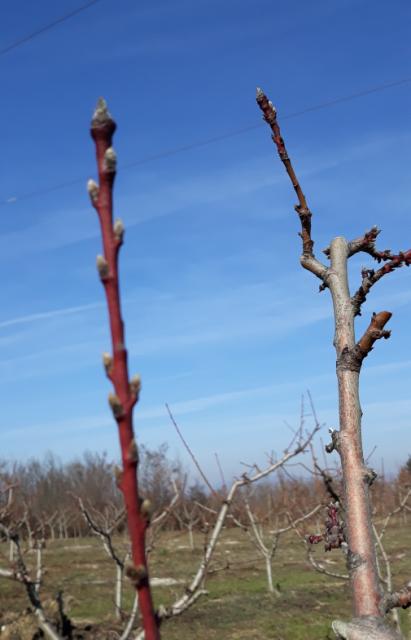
0,522 -> 409,639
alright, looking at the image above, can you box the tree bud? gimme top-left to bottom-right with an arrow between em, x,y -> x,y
127,439 -> 139,463
96,255 -> 109,280
125,562 -> 147,586
130,374 -> 141,401
113,465 -> 123,487
113,218 -> 124,243
102,352 -> 113,374
141,499 -> 153,519
108,393 -> 124,419
87,179 -> 99,203
92,97 -> 113,126
104,147 -> 117,172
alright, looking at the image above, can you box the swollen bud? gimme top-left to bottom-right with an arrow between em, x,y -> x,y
113,218 -> 124,243
104,147 -> 117,172
256,87 -> 264,100
102,352 -> 113,375
96,255 -> 109,280
113,465 -> 123,488
130,374 -> 141,401
108,393 -> 124,419
92,97 -> 113,127
87,179 -> 99,203
127,438 -> 139,463
125,562 -> 148,586
141,499 -> 153,519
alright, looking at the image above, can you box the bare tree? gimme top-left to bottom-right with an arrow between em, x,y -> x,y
242,493 -> 322,594
256,89 -> 411,639
0,485 -> 69,640
131,408 -> 320,638
88,99 -> 159,639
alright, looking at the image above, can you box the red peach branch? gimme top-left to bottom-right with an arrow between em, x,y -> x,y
88,98 -> 160,640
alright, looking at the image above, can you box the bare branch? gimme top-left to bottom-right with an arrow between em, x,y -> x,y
152,420 -> 320,623
166,403 -> 217,496
351,250 -> 411,315
255,88 -> 328,282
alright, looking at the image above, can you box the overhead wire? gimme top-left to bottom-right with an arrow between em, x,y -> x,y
1,74 -> 410,207
0,0 -> 105,58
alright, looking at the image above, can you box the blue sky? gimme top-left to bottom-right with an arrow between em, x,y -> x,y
1,0 -> 410,482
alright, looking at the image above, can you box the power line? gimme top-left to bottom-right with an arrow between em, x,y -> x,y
1,74 -> 410,207
0,0 -> 104,58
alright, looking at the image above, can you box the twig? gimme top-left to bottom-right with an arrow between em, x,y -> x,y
166,403 -> 217,496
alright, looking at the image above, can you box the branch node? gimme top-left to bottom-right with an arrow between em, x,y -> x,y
108,393 -> 125,419
325,428 -> 340,454
346,549 -> 365,572
104,147 -> 117,173
130,375 -> 142,403
102,352 -> 113,376
96,254 -> 110,281
363,467 -> 378,486
125,563 -> 148,587
113,218 -> 125,244
87,179 -> 99,204
127,439 -> 139,464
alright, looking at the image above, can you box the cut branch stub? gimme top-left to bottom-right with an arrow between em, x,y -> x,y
337,312 -> 392,373
356,311 -> 392,360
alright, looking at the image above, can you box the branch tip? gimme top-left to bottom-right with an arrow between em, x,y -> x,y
92,97 -> 113,127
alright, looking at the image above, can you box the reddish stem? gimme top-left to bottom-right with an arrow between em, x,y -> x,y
89,99 -> 160,640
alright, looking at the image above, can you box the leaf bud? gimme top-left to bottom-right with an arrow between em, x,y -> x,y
127,438 -> 139,463
87,179 -> 99,203
141,499 -> 153,519
96,255 -> 109,280
125,562 -> 147,586
104,147 -> 117,172
102,352 -> 113,374
108,393 -> 124,419
92,97 -> 113,127
113,218 -> 124,243
130,374 -> 142,401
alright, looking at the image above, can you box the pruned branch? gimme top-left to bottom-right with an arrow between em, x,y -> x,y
351,249 -> 411,315
256,90 -> 409,627
386,584 -> 411,611
256,87 -> 328,282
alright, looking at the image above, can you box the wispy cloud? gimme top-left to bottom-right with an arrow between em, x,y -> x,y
0,301 -> 103,330
3,127 -> 404,258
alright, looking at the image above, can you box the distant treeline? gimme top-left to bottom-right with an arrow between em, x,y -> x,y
0,447 -> 409,540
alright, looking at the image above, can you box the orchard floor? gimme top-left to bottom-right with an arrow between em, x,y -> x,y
0,523 -> 410,639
